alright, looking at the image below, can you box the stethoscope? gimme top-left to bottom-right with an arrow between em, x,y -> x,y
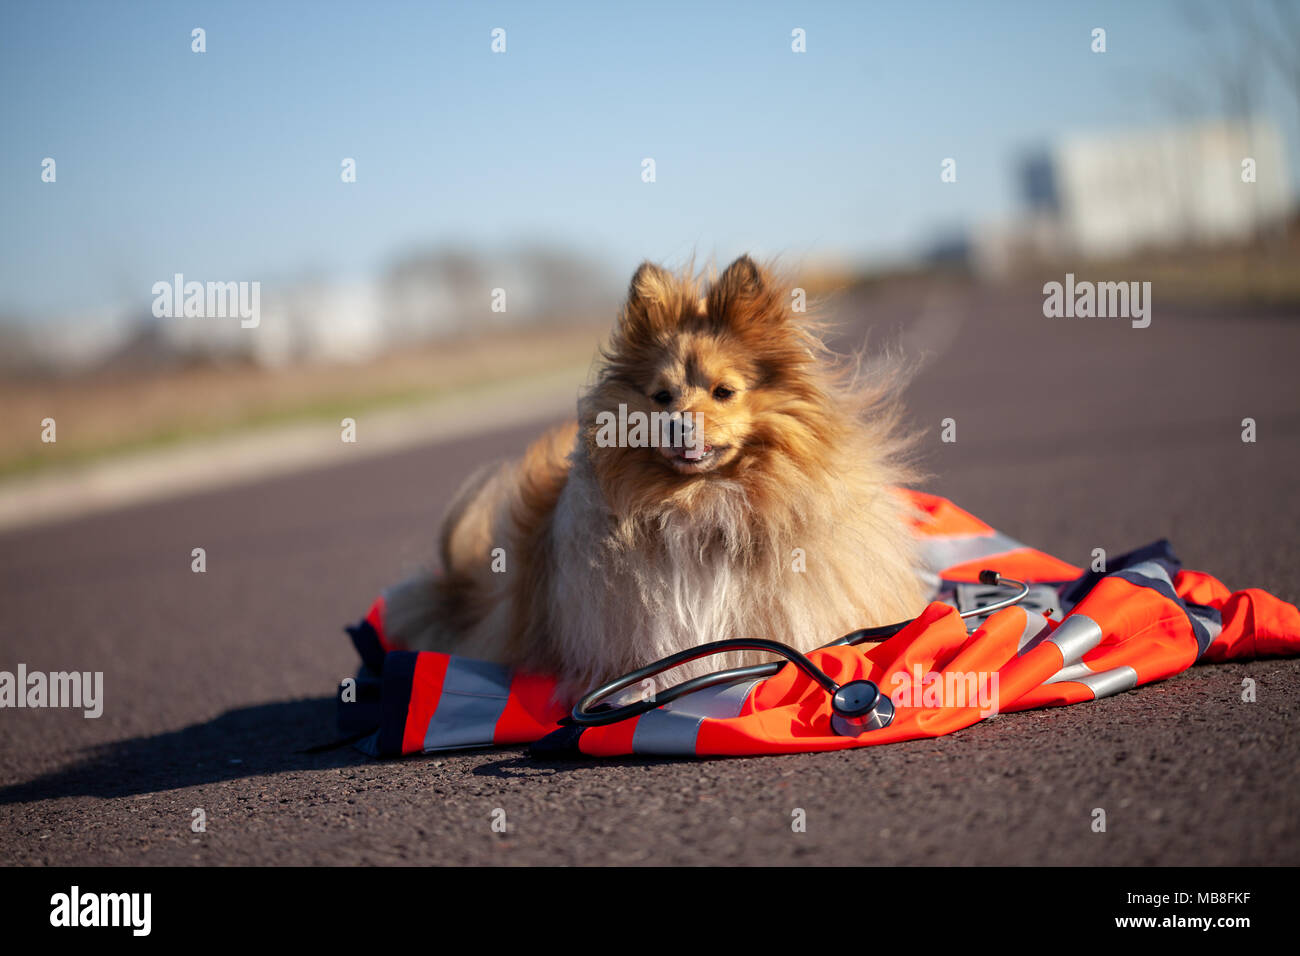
570,569 -> 1030,738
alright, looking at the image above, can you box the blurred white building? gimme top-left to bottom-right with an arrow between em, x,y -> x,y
3,246 -> 618,376
971,118 -> 1294,274
158,280 -> 387,368
1055,118 -> 1291,257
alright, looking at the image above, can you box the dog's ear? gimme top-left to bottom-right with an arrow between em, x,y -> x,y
707,255 -> 782,329
618,261 -> 679,338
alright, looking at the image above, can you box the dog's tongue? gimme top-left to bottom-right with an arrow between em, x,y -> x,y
683,444 -> 710,461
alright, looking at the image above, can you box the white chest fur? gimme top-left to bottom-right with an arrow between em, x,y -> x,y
545,458 -> 824,690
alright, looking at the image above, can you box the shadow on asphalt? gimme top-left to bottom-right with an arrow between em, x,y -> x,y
0,697 -> 369,805
467,751 -> 757,776
471,755 -> 670,776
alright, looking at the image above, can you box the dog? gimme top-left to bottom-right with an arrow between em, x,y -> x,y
385,255 -> 927,701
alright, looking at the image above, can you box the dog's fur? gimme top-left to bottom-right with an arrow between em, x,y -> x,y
385,255 -> 927,700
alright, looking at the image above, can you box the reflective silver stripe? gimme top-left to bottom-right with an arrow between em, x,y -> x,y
1076,666 -> 1138,699
633,679 -> 758,754
1043,661 -> 1096,685
1043,613 -> 1104,665
632,709 -> 703,755
1123,561 -> 1175,590
664,679 -> 759,719
1125,560 -> 1173,587
918,531 -> 1026,575
1016,610 -> 1051,652
422,656 -> 512,752
1189,609 -> 1223,644
1043,662 -> 1138,698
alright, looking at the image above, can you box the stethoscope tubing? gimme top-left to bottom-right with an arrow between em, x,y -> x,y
569,571 -> 1030,728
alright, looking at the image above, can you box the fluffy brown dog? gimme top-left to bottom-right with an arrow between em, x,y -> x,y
386,255 -> 927,699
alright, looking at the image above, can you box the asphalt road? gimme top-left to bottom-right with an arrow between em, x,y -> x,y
2,281 -> 1297,866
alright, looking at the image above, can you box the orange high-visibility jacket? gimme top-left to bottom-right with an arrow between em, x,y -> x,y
340,491 -> 1300,758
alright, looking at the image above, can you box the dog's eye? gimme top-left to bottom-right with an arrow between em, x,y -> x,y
652,390 -> 672,406
712,385 -> 735,401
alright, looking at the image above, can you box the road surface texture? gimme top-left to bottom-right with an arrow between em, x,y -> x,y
2,282 -> 1297,866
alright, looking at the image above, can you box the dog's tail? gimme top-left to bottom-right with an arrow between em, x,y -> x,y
381,458 -> 509,652
386,421 -> 579,657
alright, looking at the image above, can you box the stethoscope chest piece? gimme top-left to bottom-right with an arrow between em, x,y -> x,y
829,679 -> 895,736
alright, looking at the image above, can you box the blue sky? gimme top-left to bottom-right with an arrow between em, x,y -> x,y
2,0 -> 1296,320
